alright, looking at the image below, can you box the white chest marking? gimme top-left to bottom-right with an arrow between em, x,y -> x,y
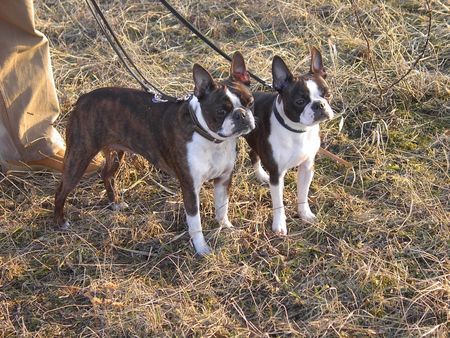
186,134 -> 236,188
268,112 -> 320,174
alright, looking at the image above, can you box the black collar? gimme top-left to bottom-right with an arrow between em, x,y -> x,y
272,99 -> 306,134
188,103 -> 224,144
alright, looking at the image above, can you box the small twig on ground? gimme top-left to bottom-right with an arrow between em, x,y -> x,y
319,148 -> 353,168
383,0 -> 432,92
111,243 -> 152,257
350,0 -> 432,100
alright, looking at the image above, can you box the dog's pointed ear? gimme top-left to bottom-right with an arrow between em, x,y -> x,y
230,51 -> 250,85
310,46 -> 327,78
272,56 -> 293,92
193,64 -> 216,98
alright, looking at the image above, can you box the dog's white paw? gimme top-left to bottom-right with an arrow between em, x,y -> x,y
193,237 -> 212,256
272,221 -> 287,236
217,218 -> 234,228
256,170 -> 270,185
59,220 -> 70,230
110,202 -> 129,211
60,221 -> 70,230
299,208 -> 317,223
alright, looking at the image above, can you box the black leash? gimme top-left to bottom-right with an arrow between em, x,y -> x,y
86,0 -> 272,95
85,0 -> 178,102
158,0 -> 272,90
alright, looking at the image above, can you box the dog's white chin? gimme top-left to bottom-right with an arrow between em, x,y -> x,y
217,131 -> 242,139
300,108 -> 334,126
300,118 -> 327,127
218,126 -> 252,138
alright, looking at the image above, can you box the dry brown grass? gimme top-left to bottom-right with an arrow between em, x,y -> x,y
1,0 -> 449,336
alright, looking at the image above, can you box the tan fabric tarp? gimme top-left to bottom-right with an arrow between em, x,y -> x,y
0,0 -> 64,169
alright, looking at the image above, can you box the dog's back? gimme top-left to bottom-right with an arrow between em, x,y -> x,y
65,87 -> 185,157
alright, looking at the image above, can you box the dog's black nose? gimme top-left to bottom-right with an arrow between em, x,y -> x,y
233,108 -> 247,120
311,101 -> 326,111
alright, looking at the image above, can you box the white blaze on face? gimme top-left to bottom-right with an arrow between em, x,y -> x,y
300,80 -> 334,126
219,88 -> 236,137
218,88 -> 255,137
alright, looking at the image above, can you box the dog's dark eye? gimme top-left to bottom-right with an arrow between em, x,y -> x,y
217,109 -> 227,117
296,98 -> 306,106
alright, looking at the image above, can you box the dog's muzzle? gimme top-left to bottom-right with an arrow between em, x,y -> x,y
232,108 -> 255,135
312,100 -> 333,122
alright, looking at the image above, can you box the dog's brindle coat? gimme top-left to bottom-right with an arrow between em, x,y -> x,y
54,53 -> 254,255
244,47 -> 333,235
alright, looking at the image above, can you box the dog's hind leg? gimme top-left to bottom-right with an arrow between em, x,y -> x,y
250,149 -> 269,184
54,148 -> 99,229
101,148 -> 127,211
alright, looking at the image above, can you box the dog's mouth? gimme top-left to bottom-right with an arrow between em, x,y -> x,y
218,125 -> 253,138
237,122 -> 255,134
314,114 -> 332,123
235,126 -> 253,136
217,118 -> 255,138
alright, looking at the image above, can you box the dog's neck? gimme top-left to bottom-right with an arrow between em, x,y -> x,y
273,95 -> 308,133
188,96 -> 227,143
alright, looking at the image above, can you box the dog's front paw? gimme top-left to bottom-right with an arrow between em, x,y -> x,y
272,221 -> 287,236
299,208 -> 317,223
110,202 -> 129,211
217,218 -> 234,228
58,220 -> 70,230
193,237 -> 212,256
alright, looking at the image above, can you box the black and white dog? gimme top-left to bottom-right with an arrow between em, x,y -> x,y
244,47 -> 333,234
